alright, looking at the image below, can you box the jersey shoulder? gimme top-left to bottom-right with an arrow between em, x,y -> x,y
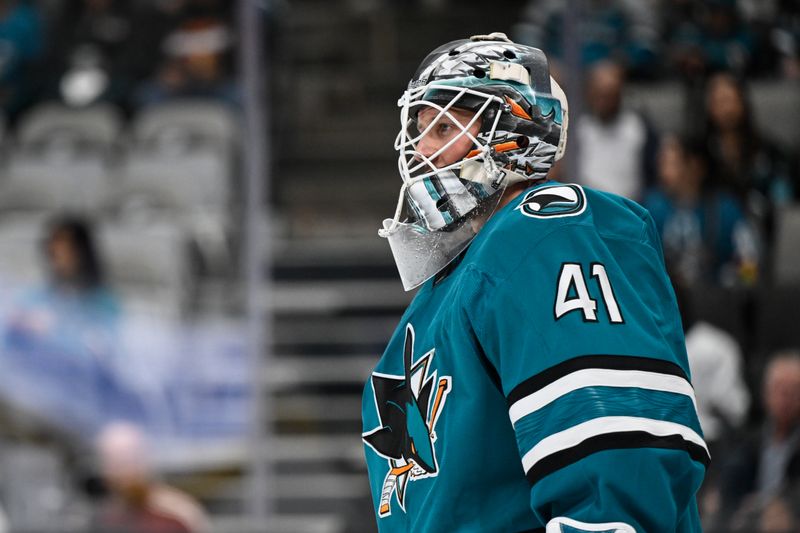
464,181 -> 657,276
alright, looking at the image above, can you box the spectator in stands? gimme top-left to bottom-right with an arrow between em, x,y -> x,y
46,215 -> 118,317
134,0 -> 238,108
93,421 -> 211,533
702,72 -> 794,199
0,0 -> 44,118
643,135 -> 759,286
124,0 -> 226,91
666,0 -> 755,78
670,279 -> 750,527
1,216 -> 129,434
673,281 -> 750,451
514,0 -> 660,79
728,488 -> 800,533
5,215 -> 121,351
575,60 -> 658,201
738,0 -> 800,78
771,0 -> 800,79
660,0 -> 701,48
700,71 -> 794,246
44,0 -> 135,108
120,0 -> 190,91
702,72 -> 798,274
717,351 -> 800,526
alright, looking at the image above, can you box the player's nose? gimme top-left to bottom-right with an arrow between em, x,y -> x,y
415,135 -> 442,167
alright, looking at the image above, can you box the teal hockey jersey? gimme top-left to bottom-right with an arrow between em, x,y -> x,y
362,181 -> 709,532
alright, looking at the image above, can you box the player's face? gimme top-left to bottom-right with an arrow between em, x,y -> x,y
764,360 -> 800,428
707,75 -> 744,131
47,231 -> 81,282
414,107 -> 480,169
657,136 -> 683,192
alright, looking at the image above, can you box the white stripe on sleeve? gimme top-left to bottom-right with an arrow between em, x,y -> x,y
509,369 -> 697,426
520,416 -> 708,475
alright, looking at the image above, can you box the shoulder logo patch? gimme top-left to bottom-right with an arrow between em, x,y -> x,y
516,184 -> 587,219
362,324 -> 452,518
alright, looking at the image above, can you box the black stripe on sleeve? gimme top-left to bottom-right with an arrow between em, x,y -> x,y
524,430 -> 711,487
507,355 -> 690,407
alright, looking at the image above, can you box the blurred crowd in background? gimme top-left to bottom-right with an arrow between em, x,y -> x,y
512,1 -> 800,530
515,0 -> 800,80
514,0 -> 799,289
0,0 -> 249,531
0,0 -> 796,532
0,0 -> 238,119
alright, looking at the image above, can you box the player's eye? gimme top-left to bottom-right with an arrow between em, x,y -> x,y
436,123 -> 453,136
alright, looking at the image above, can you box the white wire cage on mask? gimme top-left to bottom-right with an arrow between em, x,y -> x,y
379,83 -> 511,291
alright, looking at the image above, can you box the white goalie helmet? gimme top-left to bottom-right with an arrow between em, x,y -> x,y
380,32 -> 569,290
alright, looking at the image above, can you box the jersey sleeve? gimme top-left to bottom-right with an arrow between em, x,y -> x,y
464,221 -> 709,532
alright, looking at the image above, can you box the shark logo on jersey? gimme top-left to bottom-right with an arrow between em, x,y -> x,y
516,183 -> 587,219
362,324 -> 452,518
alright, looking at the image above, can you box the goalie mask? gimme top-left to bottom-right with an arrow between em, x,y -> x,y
380,33 -> 569,290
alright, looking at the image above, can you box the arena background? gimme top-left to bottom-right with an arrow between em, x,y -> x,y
0,0 -> 797,532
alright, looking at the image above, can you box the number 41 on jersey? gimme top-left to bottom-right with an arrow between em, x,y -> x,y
554,263 -> 624,324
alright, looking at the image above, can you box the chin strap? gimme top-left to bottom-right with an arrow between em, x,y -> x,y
459,157 -> 529,191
